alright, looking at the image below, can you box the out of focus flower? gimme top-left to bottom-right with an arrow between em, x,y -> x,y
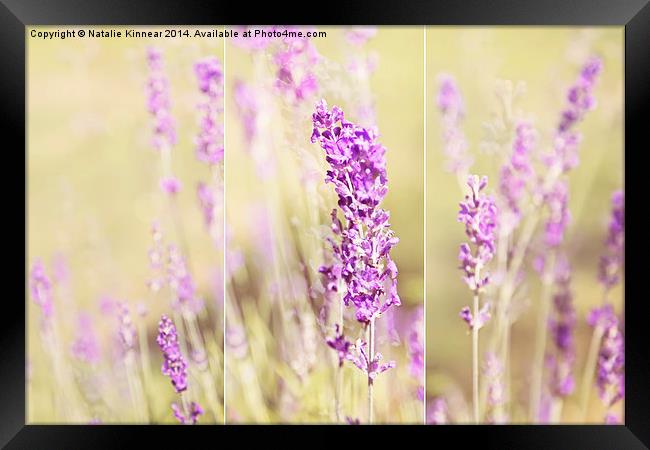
172,401 -> 203,424
145,47 -> 176,150
548,255 -> 576,397
595,315 -> 624,409
484,352 -> 507,424
160,176 -> 182,195
598,190 -> 624,289
196,182 -> 215,228
194,57 -> 224,165
168,245 -> 202,312
157,315 -> 188,393
148,231 -> 204,313
437,74 -> 472,174
71,312 -> 101,364
233,80 -> 258,145
273,28 -> 320,103
586,303 -> 624,420
427,397 -> 449,424
408,308 -> 424,400
498,121 -> 536,231
147,222 -> 165,293
116,302 -> 136,353
543,180 -> 570,248
98,295 -> 117,316
29,260 -> 54,320
543,57 -> 602,173
558,57 -> 602,134
345,27 -> 377,46
537,58 -> 602,254
230,26 -> 276,50
587,304 -> 617,330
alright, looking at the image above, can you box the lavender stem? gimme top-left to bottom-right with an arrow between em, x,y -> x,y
137,320 -> 153,417
580,324 -> 605,421
472,292 -> 480,424
335,297 -> 344,422
529,251 -> 556,421
368,318 -> 375,424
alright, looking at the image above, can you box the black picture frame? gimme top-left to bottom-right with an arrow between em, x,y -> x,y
2,0 -> 647,447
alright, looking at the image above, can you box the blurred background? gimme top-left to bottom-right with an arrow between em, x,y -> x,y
225,27 -> 424,423
27,26 -> 224,423
425,28 -> 623,423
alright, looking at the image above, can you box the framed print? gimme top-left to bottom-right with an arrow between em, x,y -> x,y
1,0 -> 647,447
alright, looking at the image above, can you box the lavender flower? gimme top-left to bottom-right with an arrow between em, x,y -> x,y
29,260 -> 54,320
437,74 -> 464,115
595,313 -> 624,409
347,339 -> 395,383
233,80 -> 258,145
458,175 -> 497,424
587,304 -> 617,330
548,255 -> 576,397
157,315 -> 188,393
459,303 -> 491,331
544,57 -> 602,173
498,121 -> 536,231
147,222 -> 165,293
558,57 -> 603,134
194,57 -> 224,165
543,180 -> 570,248
230,26 -> 276,50
437,74 -> 472,174
345,27 -> 378,46
312,99 -> 400,325
71,312 -> 101,365
146,47 -> 176,151
172,401 -> 203,425
116,302 -> 136,353
167,245 -> 202,312
196,182 -> 215,228
586,303 -> 625,421
457,175 -> 498,293
598,190 -> 624,290
160,176 -> 182,195
326,324 -> 351,367
274,29 -> 320,103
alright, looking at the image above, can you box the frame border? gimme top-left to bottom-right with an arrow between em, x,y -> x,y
2,0 -> 647,447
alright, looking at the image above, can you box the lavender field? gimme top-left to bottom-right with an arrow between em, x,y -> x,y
27,26 -> 622,425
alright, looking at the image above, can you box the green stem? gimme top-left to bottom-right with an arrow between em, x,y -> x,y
529,251 -> 556,422
368,319 -> 375,424
472,292 -> 480,424
580,325 -> 604,421
335,294 -> 343,423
